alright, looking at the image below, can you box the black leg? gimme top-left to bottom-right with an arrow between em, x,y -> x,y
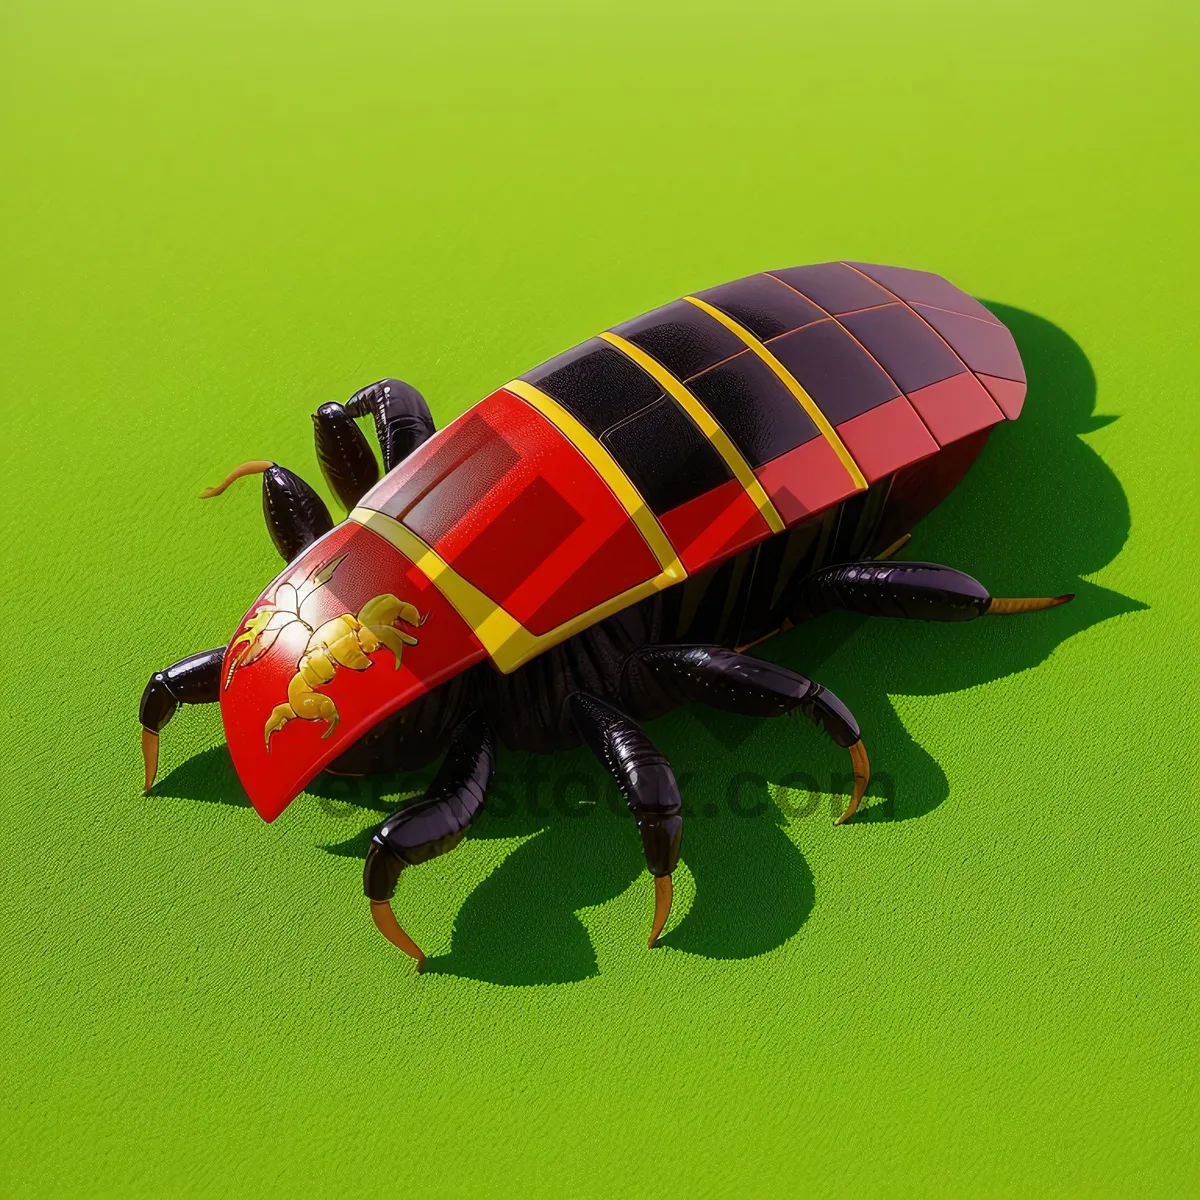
138,647 -> 224,794
312,402 -> 379,512
363,712 -> 495,969
199,377 -> 434,546
200,461 -> 334,562
624,645 -> 871,825
312,378 -> 438,509
343,378 -> 436,472
567,692 -> 682,947
791,560 -> 1074,623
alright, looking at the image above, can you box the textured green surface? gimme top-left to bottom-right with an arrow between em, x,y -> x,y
2,1 -> 1197,1195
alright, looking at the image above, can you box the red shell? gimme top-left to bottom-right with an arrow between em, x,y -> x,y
221,522 -> 486,821
222,262 -> 1025,819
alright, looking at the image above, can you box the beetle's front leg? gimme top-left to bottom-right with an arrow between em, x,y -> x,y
313,378 -> 437,510
139,647 -> 224,793
363,712 -> 495,969
200,461 -> 334,562
568,692 -> 682,948
198,378 -> 434,547
342,378 -> 436,473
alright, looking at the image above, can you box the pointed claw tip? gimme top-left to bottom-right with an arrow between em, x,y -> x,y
648,874 -> 673,948
140,728 -> 160,795
369,899 -> 426,968
836,739 -> 870,825
987,594 -> 1075,615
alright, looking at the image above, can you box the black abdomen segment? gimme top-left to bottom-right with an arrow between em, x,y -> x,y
655,472 -> 896,648
523,338 -> 733,515
517,264 -> 1021,565
652,419 -> 994,649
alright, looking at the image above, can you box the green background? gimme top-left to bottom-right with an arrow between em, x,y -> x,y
3,1 -> 1196,1195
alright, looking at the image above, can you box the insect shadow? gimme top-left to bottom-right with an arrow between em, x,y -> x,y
154,306 -> 1142,986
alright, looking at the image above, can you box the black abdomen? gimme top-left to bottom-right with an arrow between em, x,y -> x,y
655,424 -> 990,649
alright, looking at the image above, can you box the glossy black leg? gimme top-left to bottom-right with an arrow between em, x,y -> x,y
343,378 -> 436,472
625,645 -> 870,825
261,464 -> 335,559
313,403 -> 379,511
363,712 -> 495,969
568,692 -> 682,947
791,560 -> 1073,623
310,377 -> 436,509
138,647 -> 224,794
200,461 -> 334,562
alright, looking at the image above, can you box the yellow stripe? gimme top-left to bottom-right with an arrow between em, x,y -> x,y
599,331 -> 786,535
683,296 -> 869,491
350,506 -> 682,674
503,377 -> 686,579
350,507 -> 536,666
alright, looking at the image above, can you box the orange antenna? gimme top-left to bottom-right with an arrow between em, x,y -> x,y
199,460 -> 274,498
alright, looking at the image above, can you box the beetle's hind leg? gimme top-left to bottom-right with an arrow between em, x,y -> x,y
790,560 -> 1074,623
200,461 -> 334,562
624,646 -> 870,825
568,693 -> 682,947
139,647 -> 224,793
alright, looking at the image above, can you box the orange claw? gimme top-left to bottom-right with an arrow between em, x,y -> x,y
986,594 -> 1074,615
141,728 -> 160,795
648,875 -> 673,948
835,739 -> 871,825
370,900 -> 426,971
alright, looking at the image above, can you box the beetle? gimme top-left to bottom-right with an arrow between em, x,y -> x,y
139,261 -> 1072,967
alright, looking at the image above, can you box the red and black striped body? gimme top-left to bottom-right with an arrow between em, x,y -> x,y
222,262 -> 1027,817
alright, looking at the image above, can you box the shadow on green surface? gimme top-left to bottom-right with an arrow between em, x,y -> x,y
155,744 -> 253,808
321,746 -> 820,983
154,306 -> 1142,985
754,302 -> 1145,824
